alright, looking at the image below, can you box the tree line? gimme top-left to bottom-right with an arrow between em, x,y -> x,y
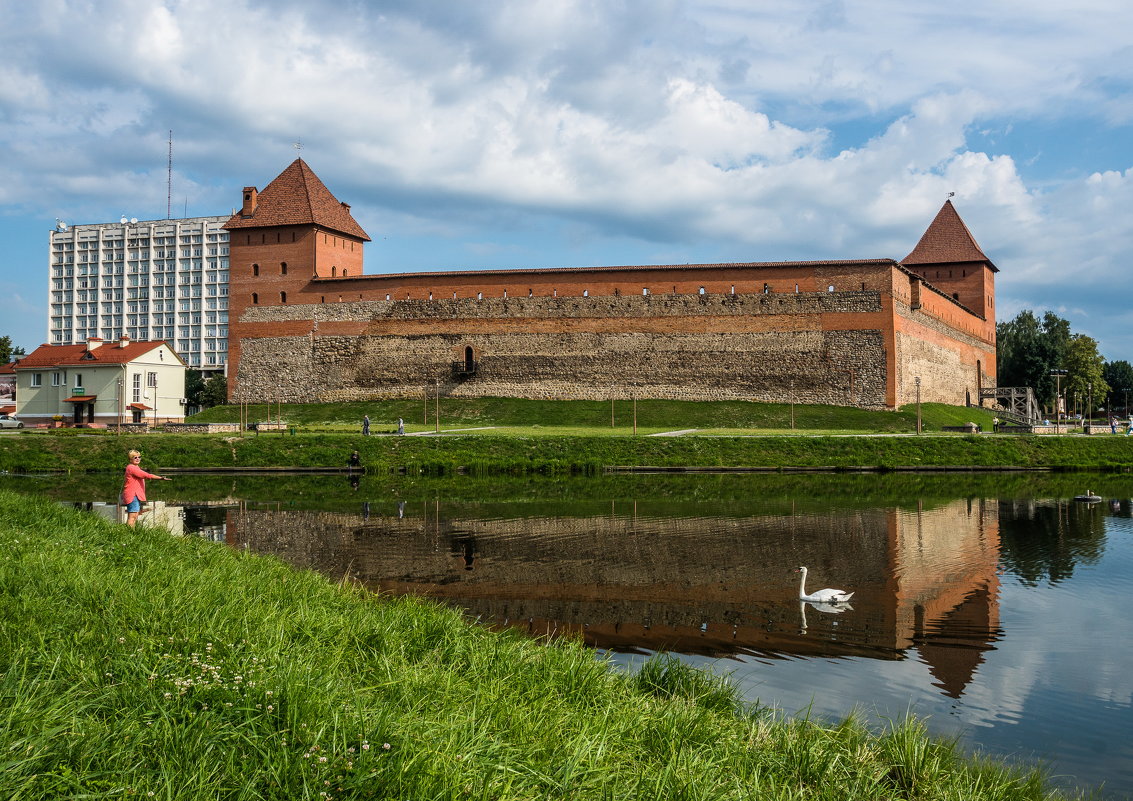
996,310 -> 1133,417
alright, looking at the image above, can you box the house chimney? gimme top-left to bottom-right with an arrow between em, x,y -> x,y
340,201 -> 351,213
86,337 -> 103,351
241,187 -> 258,217
118,335 -> 131,349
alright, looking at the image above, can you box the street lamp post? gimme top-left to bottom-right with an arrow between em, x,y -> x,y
915,376 -> 921,435
1088,382 -> 1093,432
1050,369 -> 1067,424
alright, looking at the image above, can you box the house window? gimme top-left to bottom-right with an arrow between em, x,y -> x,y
147,372 -> 157,388
132,373 -> 141,403
73,373 -> 82,387
31,373 -> 42,387
51,372 -> 63,386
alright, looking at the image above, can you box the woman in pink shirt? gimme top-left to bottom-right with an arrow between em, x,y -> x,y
122,449 -> 171,528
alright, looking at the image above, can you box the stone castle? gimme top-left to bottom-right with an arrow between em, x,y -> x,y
224,160 -> 997,408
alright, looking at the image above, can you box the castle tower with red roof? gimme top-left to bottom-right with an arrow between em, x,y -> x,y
900,200 -> 996,323
224,159 -> 370,396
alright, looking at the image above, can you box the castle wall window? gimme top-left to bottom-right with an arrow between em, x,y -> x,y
281,263 -> 287,275
280,292 -> 287,303
642,288 -> 649,296
252,264 -> 259,276
251,293 -> 258,305
583,290 -> 589,297
827,285 -> 835,292
477,292 -> 483,300
386,294 -> 391,301
763,283 -> 770,294
699,287 -> 705,295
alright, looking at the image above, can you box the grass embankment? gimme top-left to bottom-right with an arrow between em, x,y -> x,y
189,396 -> 998,435
0,490 -> 1071,800
2,428 -> 1133,474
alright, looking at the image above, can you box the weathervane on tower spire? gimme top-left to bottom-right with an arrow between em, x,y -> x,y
293,139 -> 303,157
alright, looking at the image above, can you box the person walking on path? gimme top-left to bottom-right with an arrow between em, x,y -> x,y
122,449 -> 170,528
362,414 -> 371,436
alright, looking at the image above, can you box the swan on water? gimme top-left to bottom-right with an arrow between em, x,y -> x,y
795,566 -> 854,604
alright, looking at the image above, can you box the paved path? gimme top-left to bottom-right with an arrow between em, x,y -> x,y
649,429 -> 698,437
404,427 -> 497,436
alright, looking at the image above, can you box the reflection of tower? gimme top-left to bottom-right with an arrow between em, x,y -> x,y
892,499 -> 1002,698
912,584 -> 999,698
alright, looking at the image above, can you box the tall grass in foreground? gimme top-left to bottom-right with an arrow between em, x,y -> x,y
0,490 -> 1076,800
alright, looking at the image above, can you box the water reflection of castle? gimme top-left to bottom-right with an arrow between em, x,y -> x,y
225,496 -> 1001,697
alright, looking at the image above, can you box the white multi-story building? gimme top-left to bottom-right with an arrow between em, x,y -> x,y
48,216 -> 231,373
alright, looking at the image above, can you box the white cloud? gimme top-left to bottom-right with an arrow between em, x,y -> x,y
1,0 -> 1132,353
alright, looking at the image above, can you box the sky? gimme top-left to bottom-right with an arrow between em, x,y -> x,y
1,0 -> 1132,362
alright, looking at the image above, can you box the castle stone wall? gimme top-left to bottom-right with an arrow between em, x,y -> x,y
235,292 -> 891,406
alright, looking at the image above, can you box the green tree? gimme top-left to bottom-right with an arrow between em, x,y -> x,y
200,375 -> 228,409
184,369 -> 206,408
0,336 -> 26,364
1103,360 -> 1133,414
995,310 -> 1072,406
1064,334 -> 1108,417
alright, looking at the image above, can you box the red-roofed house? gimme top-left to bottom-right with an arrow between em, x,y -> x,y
14,336 -> 186,426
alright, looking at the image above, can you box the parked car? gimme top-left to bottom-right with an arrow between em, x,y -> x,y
0,414 -> 23,429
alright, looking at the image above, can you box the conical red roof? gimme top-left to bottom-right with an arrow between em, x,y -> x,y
224,159 -> 370,241
901,200 -> 996,272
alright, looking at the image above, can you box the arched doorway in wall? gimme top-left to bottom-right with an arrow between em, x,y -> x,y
464,346 -> 475,372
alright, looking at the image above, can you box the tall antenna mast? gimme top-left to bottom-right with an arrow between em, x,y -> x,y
167,130 -> 173,219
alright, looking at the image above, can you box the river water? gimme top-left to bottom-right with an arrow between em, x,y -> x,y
8,471 -> 1132,799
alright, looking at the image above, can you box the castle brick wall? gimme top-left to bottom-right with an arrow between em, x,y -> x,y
234,292 -> 892,405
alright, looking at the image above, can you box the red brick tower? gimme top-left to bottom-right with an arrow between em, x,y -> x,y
223,159 -> 370,397
900,200 -> 997,328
